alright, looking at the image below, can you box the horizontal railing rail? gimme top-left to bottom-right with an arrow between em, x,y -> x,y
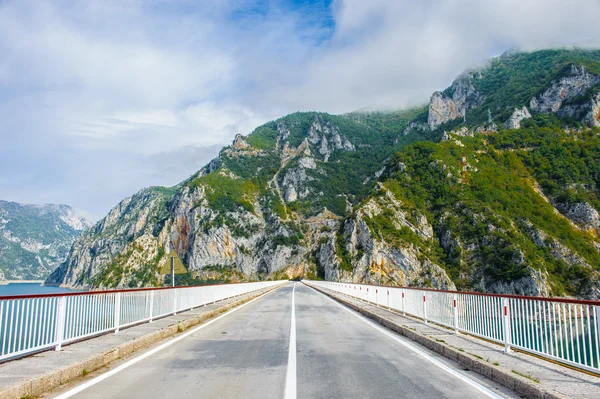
0,281 -> 285,362
305,280 -> 600,374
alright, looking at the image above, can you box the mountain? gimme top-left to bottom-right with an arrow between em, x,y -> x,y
0,201 -> 92,280
48,49 -> 600,298
341,49 -> 600,298
46,108 -> 431,288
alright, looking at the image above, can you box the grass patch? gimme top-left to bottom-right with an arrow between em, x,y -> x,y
512,369 -> 540,383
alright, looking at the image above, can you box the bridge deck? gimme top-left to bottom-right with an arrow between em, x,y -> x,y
2,282 -> 598,399
47,283 -> 516,399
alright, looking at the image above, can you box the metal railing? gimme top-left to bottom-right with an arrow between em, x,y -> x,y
306,280 -> 600,374
0,281 -> 285,362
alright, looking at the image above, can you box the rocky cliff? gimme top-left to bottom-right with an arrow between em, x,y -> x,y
0,201 -> 92,280
47,111 -> 432,289
47,49 -> 600,298
428,73 -> 483,129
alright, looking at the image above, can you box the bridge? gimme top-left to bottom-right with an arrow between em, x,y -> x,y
0,281 -> 599,398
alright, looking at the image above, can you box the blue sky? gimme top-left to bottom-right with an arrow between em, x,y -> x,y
1,0 -> 600,221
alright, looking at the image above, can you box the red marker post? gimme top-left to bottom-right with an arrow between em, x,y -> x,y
453,294 -> 458,334
423,294 -> 428,324
503,298 -> 511,353
401,291 -> 405,315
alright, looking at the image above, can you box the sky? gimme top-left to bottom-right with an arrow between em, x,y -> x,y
2,0 -> 600,221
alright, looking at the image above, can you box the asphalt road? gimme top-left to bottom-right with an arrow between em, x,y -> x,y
49,283 -> 516,399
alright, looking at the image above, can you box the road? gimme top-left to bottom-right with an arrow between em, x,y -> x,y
48,283 -> 516,399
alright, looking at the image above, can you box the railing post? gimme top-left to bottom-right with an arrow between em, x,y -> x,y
54,296 -> 67,351
148,290 -> 154,323
387,290 -> 390,310
173,289 -> 178,315
503,298 -> 511,353
453,294 -> 459,334
402,291 -> 405,316
423,293 -> 428,324
452,294 -> 458,334
114,292 -> 121,334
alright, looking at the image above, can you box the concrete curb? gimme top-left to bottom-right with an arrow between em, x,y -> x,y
0,285 -> 282,399
308,284 -> 568,399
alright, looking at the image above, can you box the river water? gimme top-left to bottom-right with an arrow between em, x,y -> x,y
0,283 -> 80,296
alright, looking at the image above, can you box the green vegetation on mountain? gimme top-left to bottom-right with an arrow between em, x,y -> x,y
215,110 -> 436,218
489,118 -> 600,208
465,49 -> 600,127
363,113 -> 600,296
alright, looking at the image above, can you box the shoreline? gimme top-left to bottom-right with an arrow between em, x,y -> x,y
4,280 -> 45,284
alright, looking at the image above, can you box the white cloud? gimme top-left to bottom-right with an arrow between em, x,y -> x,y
254,0 -> 600,113
2,0 -> 600,219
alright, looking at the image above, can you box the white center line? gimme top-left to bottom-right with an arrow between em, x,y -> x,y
51,288 -> 279,399
307,284 -> 505,399
284,283 -> 297,399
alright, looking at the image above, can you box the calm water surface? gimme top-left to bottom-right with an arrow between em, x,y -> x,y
0,283 -> 82,296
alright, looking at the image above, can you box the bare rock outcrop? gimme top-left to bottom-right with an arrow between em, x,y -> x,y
530,64 -> 600,127
554,201 -> 600,234
307,116 -> 355,161
428,73 -> 483,129
316,185 -> 454,289
506,106 -> 532,129
476,266 -> 550,297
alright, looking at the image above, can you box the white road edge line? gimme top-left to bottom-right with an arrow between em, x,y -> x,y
284,283 -> 297,399
51,287 -> 281,399
306,284 -> 505,399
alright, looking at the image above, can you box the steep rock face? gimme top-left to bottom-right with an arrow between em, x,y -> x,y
231,134 -> 250,149
46,188 -> 172,287
306,116 -> 355,161
506,106 -> 532,129
436,209 -> 554,297
318,184 -> 455,289
47,112 -> 416,289
530,65 -> 600,127
589,93 -> 600,127
522,220 -> 600,298
476,266 -> 550,297
0,268 -> 6,283
530,65 -> 597,113
428,73 -> 483,129
0,201 -> 91,280
280,156 -> 316,202
401,122 -> 428,136
554,202 -> 600,234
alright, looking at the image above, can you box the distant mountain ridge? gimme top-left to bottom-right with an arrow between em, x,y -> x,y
47,49 -> 600,298
0,200 -> 92,280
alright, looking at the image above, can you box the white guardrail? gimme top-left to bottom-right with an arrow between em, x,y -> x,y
0,281 -> 285,362
306,280 -> 600,374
